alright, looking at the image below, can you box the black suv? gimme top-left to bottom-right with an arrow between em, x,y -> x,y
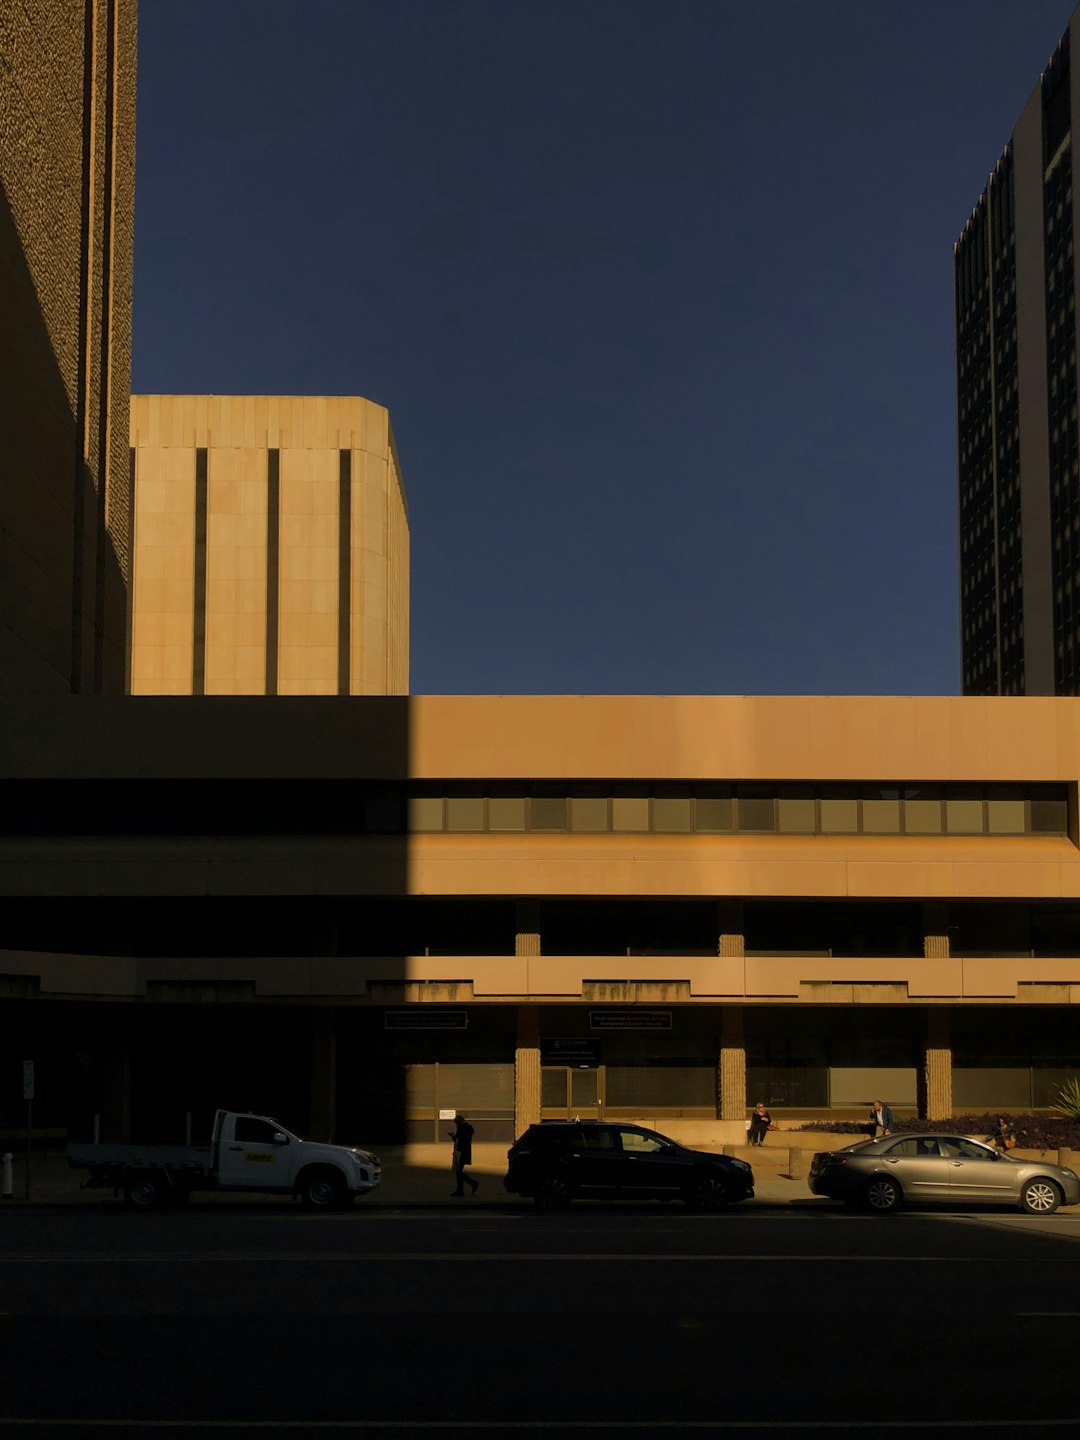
504,1121 -> 754,1210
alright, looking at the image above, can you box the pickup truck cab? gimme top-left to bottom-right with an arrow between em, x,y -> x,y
67,1110 -> 381,1210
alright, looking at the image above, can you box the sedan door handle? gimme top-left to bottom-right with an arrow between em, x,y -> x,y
949,1161 -> 963,1167
228,1144 -> 243,1151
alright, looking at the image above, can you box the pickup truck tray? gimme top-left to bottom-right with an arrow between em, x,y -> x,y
67,1144 -> 213,1170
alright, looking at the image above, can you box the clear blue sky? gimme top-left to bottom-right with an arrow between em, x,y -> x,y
132,0 -> 1075,697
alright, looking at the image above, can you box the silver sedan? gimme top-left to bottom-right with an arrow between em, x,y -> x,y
808,1133 -> 1080,1215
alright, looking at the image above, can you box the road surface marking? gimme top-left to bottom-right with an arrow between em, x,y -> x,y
3,1418 -> 1080,1431
1,1251 -> 1079,1264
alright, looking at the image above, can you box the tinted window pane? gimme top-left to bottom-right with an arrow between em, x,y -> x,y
694,797 -> 732,832
904,800 -> 941,834
737,798 -> 775,832
488,797 -> 526,831
777,798 -> 815,832
612,797 -> 650,831
946,800 -> 984,834
446,797 -> 485,831
571,798 -> 608,832
862,800 -> 900,833
652,798 -> 691,832
1030,799 -> 1068,833
530,798 -> 568,831
409,797 -> 444,832
820,798 -> 858,833
987,799 -> 1025,834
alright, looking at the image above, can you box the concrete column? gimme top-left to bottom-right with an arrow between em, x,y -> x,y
719,1005 -> 746,1121
515,898 -> 540,959
309,1008 -> 337,1142
515,1005 -> 541,1137
718,899 -> 745,959
101,1033 -> 132,1142
923,1008 -> 953,1121
922,901 -> 950,960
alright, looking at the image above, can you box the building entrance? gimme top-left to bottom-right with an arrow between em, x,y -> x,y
541,1065 -> 603,1120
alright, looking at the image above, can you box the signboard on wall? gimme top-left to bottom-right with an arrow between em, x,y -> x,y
384,1011 -> 468,1030
589,1011 -> 672,1031
541,1039 -> 600,1066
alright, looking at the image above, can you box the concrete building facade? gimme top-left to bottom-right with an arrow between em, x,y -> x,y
130,395 -> 409,696
2,694 -> 1079,1148
0,0 -> 137,694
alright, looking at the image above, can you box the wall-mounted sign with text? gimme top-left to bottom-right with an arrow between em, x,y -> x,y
541,1039 -> 601,1066
588,1011 -> 672,1031
384,1011 -> 468,1030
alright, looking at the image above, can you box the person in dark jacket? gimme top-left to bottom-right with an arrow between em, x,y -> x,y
869,1101 -> 894,1138
990,1117 -> 1017,1150
747,1103 -> 772,1146
449,1113 -> 479,1196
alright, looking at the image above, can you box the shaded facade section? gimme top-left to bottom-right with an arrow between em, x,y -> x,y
0,0 -> 136,694
128,396 -> 409,696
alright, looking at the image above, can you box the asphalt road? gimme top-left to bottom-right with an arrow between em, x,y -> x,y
1,1202 -> 1079,1439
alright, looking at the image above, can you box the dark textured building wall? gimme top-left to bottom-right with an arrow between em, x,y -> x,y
1013,86 -> 1054,695
0,0 -> 136,693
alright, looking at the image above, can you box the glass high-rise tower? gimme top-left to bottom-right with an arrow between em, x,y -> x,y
956,9 -> 1080,694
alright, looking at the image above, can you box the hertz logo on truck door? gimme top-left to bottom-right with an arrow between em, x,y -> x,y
243,1151 -> 276,1164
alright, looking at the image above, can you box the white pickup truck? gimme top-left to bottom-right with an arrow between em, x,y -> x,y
67,1110 -> 381,1210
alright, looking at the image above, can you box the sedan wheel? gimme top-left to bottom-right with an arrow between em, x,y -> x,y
1020,1178 -> 1061,1216
864,1176 -> 902,1213
685,1175 -> 729,1212
533,1176 -> 572,1211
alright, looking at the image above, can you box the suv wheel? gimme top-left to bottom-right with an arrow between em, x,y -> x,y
685,1175 -> 729,1211
533,1175 -> 572,1211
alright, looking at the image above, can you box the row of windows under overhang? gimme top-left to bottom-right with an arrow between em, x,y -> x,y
11,1001 -> 1076,1146
0,780 -> 1068,838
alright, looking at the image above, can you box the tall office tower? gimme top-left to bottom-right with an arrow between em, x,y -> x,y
955,9 -> 1080,696
0,0 -> 138,693
129,396 -> 409,695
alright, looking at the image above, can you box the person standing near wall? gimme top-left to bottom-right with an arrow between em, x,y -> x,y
449,1112 -> 479,1196
869,1100 -> 894,1138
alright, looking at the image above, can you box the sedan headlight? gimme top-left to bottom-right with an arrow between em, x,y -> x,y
728,1159 -> 752,1173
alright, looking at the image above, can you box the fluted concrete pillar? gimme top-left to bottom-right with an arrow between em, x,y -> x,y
923,901 -> 950,960
102,1032 -> 132,1143
924,1008 -> 952,1120
719,1005 -> 746,1121
516,898 -> 540,960
515,1005 -> 541,1136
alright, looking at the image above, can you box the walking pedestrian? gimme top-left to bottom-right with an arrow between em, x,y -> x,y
449,1112 -> 479,1196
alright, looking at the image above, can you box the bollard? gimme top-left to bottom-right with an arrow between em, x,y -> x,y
722,1143 -> 738,1157
2,1152 -> 13,1199
787,1146 -> 806,1180
1059,1147 -> 1076,1172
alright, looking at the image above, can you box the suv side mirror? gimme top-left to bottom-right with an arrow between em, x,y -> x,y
273,1132 -> 288,1145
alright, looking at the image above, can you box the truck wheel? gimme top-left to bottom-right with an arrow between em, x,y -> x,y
124,1173 -> 165,1209
300,1168 -> 346,1210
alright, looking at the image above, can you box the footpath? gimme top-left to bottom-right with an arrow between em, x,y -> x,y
5,1140 -> 808,1208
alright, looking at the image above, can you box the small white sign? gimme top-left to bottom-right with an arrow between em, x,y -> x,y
439,1108 -> 456,1120
22,1060 -> 34,1101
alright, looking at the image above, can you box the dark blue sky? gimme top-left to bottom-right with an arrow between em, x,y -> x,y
132,0 -> 1074,696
